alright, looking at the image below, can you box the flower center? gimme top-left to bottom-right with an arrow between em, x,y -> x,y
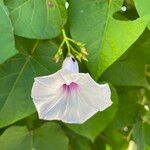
62,82 -> 78,92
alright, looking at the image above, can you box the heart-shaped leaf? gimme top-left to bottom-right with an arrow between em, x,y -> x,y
0,39 -> 61,128
100,34 -> 148,87
0,1 -> 17,63
134,0 -> 150,29
133,122 -> 150,150
5,0 -> 67,39
0,122 -> 69,150
69,0 -> 148,80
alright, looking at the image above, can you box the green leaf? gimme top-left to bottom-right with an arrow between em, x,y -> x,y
69,0 -> 148,80
96,127 -> 128,150
134,0 -> 150,29
142,29 -> 150,64
0,122 -> 69,150
69,136 -> 93,150
5,0 -> 67,39
94,135 -> 106,150
0,39 -> 61,128
64,127 -> 94,150
112,88 -> 143,129
67,85 -> 118,141
99,34 -> 148,87
0,1 -> 17,63
133,122 -> 150,150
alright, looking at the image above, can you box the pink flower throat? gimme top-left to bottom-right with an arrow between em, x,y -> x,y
62,82 -> 78,92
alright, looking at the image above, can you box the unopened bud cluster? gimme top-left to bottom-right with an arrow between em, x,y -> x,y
76,47 -> 88,62
54,29 -> 88,62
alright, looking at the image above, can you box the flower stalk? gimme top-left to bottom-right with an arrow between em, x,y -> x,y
54,28 -> 88,62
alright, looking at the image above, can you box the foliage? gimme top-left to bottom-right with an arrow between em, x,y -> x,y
0,0 -> 150,149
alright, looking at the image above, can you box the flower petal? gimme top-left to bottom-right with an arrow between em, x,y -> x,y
73,73 -> 112,111
37,90 -> 68,120
40,87 -> 98,124
60,88 -> 98,124
31,69 -> 78,121
31,69 -> 73,99
31,70 -> 112,124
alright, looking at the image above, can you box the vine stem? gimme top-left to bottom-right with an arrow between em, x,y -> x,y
126,129 -> 133,141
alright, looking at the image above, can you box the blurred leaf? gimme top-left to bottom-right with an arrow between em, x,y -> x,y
95,128 -> 128,150
100,29 -> 150,87
100,37 -> 148,86
133,122 -> 150,150
141,30 -> 150,65
69,136 -> 93,150
124,0 -> 135,9
67,85 -> 118,141
134,0 -> 150,29
5,0 -> 67,39
113,88 -> 143,129
0,1 -> 17,63
100,87 -> 147,149
94,135 -> 106,150
145,88 -> 150,102
0,122 -> 69,150
69,0 -> 148,80
64,126 -> 94,150
0,40 -> 61,128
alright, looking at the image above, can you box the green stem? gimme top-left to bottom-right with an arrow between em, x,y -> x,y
59,39 -> 65,50
126,129 -> 133,141
62,29 -> 71,55
62,28 -> 66,38
67,38 -> 77,44
66,40 -> 71,55
70,44 -> 80,55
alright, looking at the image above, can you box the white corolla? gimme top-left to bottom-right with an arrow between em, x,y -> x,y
31,56 -> 112,124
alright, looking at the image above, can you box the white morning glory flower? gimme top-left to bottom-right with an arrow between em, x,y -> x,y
31,56 -> 112,124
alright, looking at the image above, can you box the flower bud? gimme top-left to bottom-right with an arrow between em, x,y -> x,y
62,56 -> 79,73
81,47 -> 88,55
